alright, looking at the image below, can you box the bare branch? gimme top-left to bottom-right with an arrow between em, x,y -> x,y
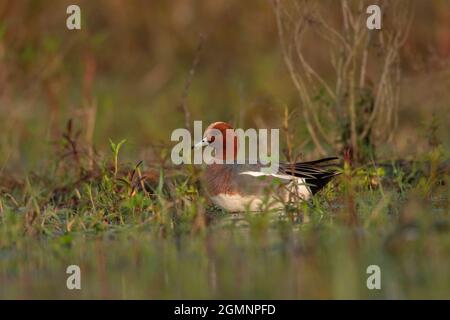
179,34 -> 205,132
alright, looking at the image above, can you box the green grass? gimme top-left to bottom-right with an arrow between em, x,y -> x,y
0,142 -> 448,299
1,0 -> 449,300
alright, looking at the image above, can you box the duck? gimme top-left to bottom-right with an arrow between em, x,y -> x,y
193,121 -> 339,212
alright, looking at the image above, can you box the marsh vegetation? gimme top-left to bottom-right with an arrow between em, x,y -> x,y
0,0 -> 449,299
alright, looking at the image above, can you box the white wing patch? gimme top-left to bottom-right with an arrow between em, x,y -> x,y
239,171 -> 292,180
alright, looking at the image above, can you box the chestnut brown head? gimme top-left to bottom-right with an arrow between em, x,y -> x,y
194,122 -> 238,162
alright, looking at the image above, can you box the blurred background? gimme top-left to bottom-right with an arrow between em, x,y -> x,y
0,0 -> 449,300
0,0 -> 449,169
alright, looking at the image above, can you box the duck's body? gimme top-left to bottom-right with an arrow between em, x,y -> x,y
205,159 -> 337,212
196,122 -> 339,212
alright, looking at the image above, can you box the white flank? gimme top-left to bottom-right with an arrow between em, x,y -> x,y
210,194 -> 267,212
211,171 -> 313,212
239,170 -> 313,204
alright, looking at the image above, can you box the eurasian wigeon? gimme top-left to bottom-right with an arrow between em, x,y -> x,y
194,122 -> 339,212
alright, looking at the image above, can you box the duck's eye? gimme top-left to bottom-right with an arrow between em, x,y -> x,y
208,136 -> 216,143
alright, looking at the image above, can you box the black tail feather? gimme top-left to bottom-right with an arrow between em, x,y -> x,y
281,157 -> 340,195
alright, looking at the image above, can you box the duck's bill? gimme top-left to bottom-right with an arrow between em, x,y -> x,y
192,138 -> 209,149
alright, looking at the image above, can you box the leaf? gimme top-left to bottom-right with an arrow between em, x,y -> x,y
116,139 -> 127,153
157,169 -> 164,195
109,139 -> 116,153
